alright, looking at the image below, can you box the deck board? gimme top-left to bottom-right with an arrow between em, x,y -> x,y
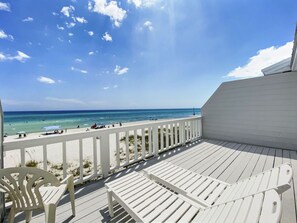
11,139 -> 297,223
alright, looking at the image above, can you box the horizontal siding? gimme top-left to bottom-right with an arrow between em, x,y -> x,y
202,71 -> 297,150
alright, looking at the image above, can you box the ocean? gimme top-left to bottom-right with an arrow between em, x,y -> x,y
3,108 -> 201,135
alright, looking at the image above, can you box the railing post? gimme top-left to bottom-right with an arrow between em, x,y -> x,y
199,118 -> 203,138
152,125 -> 159,157
100,132 -> 110,178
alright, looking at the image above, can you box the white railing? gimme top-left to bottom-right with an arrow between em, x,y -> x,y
3,116 -> 202,185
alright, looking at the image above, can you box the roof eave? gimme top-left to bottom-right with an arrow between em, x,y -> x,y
290,23 -> 297,71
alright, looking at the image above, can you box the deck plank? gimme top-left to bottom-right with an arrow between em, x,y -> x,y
13,139 -> 297,223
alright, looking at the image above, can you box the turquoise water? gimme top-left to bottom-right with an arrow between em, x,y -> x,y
3,109 -> 201,135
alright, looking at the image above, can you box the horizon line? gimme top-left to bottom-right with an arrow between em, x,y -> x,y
3,107 -> 201,113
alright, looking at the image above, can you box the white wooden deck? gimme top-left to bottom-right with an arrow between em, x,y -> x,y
12,139 -> 297,223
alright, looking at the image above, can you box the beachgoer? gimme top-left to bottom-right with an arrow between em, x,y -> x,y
77,125 -> 80,128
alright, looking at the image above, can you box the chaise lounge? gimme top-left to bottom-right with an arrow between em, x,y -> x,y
143,161 -> 292,206
105,171 -> 282,222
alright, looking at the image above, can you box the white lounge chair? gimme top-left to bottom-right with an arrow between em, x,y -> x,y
143,161 -> 292,206
105,172 -> 281,223
0,167 -> 75,223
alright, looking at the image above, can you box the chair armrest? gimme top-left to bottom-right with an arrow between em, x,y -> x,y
61,175 -> 74,188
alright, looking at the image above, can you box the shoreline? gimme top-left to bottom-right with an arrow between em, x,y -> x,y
3,119 -> 156,143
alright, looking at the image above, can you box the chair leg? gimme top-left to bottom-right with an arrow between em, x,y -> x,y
69,184 -> 75,216
44,204 -> 56,223
8,207 -> 15,223
107,189 -> 114,217
25,211 -> 32,222
67,175 -> 76,216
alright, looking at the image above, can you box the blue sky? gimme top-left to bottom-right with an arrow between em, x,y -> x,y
0,0 -> 296,111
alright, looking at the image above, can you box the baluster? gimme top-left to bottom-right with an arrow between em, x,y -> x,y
116,132 -> 120,168
186,121 -> 189,141
142,128 -> 145,158
100,132 -> 110,178
160,125 -> 164,151
125,131 -> 129,164
62,141 -> 67,179
181,121 -> 185,145
93,137 -> 98,175
148,128 -> 152,155
79,139 -> 83,182
166,125 -> 169,150
170,123 -> 174,147
134,130 -> 138,160
20,148 -> 25,167
195,119 -> 198,139
190,120 -> 194,140
42,144 -> 47,170
175,123 -> 178,145
152,125 -> 158,156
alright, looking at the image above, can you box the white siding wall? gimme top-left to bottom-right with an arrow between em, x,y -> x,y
202,71 -> 297,150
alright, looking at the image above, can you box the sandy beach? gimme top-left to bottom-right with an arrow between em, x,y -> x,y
3,119 -> 157,177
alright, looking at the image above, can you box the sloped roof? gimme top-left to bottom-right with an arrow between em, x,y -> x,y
291,23 -> 297,71
262,57 -> 291,75
262,23 -> 297,76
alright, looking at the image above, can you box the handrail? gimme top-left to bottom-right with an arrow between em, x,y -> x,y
3,116 -> 202,184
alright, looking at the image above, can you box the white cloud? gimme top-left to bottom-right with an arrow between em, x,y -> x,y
37,76 -> 56,84
226,41 -> 294,79
0,29 -> 14,41
0,53 -> 5,61
76,17 -> 88,23
127,0 -> 157,8
71,66 -> 88,74
65,22 -> 76,28
88,1 -> 93,10
52,12 -> 58,16
114,65 -> 128,75
102,32 -> 112,41
103,86 -> 110,90
45,97 -> 83,104
61,5 -> 75,17
75,58 -> 82,62
57,25 -> 64,30
127,0 -> 141,7
68,32 -> 74,36
113,84 -> 118,88
22,17 -> 33,22
88,31 -> 94,36
0,2 -> 10,11
13,51 -> 31,62
0,51 -> 31,63
143,21 -> 153,31
88,51 -> 94,55
91,0 -> 127,27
